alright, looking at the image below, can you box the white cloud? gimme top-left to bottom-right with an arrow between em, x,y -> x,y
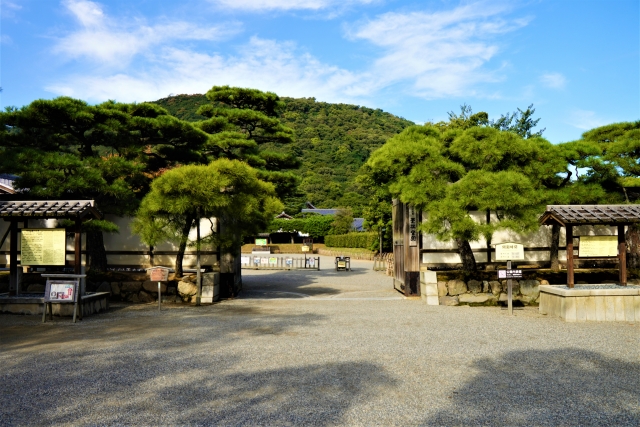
0,0 -> 22,19
567,109 -> 607,130
46,0 -> 532,105
55,0 -> 240,65
208,0 -> 374,11
348,2 -> 530,98
46,37 -> 367,104
540,72 -> 566,89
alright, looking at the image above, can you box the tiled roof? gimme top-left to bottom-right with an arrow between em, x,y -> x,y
0,200 -> 102,219
539,205 -> 640,226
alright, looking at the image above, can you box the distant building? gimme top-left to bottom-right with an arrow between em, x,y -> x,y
0,174 -> 16,194
301,201 -> 365,232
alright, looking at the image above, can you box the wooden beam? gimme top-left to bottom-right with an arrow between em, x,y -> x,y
618,225 -> 627,286
566,225 -> 574,288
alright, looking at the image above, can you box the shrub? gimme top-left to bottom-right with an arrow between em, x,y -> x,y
325,232 -> 377,249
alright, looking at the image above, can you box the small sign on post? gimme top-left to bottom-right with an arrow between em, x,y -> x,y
147,267 -> 171,311
493,242 -> 525,316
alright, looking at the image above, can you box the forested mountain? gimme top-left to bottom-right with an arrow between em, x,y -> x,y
153,94 -> 414,215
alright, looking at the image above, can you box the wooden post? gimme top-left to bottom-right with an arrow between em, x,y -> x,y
566,225 -> 574,288
9,221 -> 17,296
486,209 -> 492,264
618,224 -> 627,286
74,219 -> 81,275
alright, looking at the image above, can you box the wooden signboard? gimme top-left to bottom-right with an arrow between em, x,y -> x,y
579,236 -> 618,257
21,229 -> 66,266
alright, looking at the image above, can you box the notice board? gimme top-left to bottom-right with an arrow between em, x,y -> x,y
579,236 -> 618,257
21,229 -> 66,266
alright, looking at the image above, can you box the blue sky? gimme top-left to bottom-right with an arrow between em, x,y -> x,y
1,0 -> 638,143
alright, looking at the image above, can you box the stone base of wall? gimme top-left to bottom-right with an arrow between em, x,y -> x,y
539,285 -> 640,322
425,273 -> 542,307
103,272 -> 220,304
0,292 -> 109,316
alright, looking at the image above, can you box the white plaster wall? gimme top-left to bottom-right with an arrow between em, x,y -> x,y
420,210 -> 615,265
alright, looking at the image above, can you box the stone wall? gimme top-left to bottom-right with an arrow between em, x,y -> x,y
436,277 -> 548,306
90,272 -> 220,304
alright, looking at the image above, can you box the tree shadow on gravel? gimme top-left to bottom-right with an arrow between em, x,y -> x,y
422,348 -> 640,426
1,358 -> 396,426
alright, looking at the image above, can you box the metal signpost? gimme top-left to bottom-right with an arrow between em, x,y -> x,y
147,267 -> 170,311
494,243 -> 525,315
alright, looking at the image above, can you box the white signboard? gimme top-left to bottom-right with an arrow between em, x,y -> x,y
579,236 -> 618,257
44,280 -> 77,303
494,243 -> 525,261
241,256 -> 250,264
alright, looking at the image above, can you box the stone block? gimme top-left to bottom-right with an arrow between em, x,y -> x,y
439,296 -> 459,306
121,281 -> 142,293
467,280 -> 482,294
162,295 -> 178,303
111,282 -> 121,296
540,280 -> 550,286
459,293 -> 498,306
138,291 -> 155,303
143,281 -> 167,294
489,281 -> 501,295
166,286 -> 177,295
520,280 -> 540,299
202,272 -> 220,286
437,281 -> 448,297
127,293 -> 140,303
499,293 -> 508,302
178,280 -> 197,298
447,280 -> 467,296
482,281 -> 489,293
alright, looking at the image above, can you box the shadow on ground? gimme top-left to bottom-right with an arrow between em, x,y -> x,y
423,348 -> 640,426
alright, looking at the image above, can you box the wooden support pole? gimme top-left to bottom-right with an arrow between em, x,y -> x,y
9,221 -> 17,296
566,225 -> 574,288
618,225 -> 627,286
74,219 -> 81,275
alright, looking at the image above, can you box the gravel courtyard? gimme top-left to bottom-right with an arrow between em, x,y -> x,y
1,256 -> 639,426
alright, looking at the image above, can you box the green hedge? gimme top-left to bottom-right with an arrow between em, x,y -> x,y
325,232 -> 377,249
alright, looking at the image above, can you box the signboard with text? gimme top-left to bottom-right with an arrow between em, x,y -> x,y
21,229 -> 66,266
44,280 -> 78,303
494,243 -> 525,261
148,267 -> 170,282
255,238 -> 268,246
579,236 -> 618,257
498,269 -> 523,279
408,206 -> 418,247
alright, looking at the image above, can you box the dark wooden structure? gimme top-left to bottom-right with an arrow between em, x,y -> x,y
0,200 -> 101,295
392,200 -> 420,296
539,205 -> 640,288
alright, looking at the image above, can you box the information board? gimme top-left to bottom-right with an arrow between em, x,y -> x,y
255,238 -> 268,246
44,280 -> 78,303
579,236 -> 618,257
21,229 -> 66,266
494,243 -> 525,261
498,269 -> 523,279
148,267 -> 169,282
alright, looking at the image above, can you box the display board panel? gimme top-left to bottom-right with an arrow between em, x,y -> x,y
494,243 -> 525,261
21,229 -> 66,266
579,236 -> 618,257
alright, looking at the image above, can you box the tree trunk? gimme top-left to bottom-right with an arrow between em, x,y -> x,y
175,215 -> 195,278
455,238 -> 477,272
550,224 -> 560,271
86,230 -> 108,272
626,223 -> 640,269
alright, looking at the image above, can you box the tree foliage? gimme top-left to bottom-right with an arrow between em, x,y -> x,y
0,97 -> 209,271
153,94 -> 414,214
365,124 -> 562,271
133,159 -> 283,276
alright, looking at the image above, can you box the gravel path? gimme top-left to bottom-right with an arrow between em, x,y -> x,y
1,256 -> 639,426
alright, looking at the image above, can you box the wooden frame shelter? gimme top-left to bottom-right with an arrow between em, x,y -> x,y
0,200 -> 101,295
539,205 -> 640,288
